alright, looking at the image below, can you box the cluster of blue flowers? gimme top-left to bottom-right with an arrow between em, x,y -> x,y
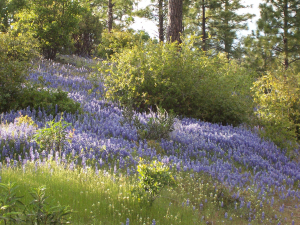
1,59 -> 300,219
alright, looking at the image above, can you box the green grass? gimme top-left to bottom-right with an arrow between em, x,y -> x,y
1,159 -> 298,224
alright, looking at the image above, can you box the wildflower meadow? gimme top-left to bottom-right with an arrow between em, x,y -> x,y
1,56 -> 300,224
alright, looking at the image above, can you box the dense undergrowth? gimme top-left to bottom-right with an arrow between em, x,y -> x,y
0,55 -> 300,224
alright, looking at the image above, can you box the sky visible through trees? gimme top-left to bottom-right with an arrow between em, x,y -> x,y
130,0 -> 264,39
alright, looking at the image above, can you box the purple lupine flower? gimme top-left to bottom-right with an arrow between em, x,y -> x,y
151,219 -> 156,225
200,203 -> 203,210
271,197 -> 274,206
225,212 -> 228,219
247,201 -> 251,209
126,218 -> 129,225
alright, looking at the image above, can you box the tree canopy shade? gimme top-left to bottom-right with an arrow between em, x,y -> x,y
13,0 -> 82,60
73,1 -> 103,56
258,0 -> 300,69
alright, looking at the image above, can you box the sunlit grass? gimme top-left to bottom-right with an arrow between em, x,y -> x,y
1,158 -> 299,224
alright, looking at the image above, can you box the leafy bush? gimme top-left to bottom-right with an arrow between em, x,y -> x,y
251,69 -> 300,151
33,116 -> 72,153
0,32 -> 38,113
0,182 -> 24,223
13,0 -> 82,59
24,186 -> 72,224
16,87 -> 82,116
0,182 -> 72,224
132,159 -> 176,205
96,29 -> 150,58
72,9 -> 103,56
102,37 -> 254,126
15,113 -> 37,128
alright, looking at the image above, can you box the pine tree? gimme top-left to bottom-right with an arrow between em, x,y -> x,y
183,0 -> 220,51
93,0 -> 137,32
258,0 -> 300,69
243,30 -> 277,74
208,0 -> 254,58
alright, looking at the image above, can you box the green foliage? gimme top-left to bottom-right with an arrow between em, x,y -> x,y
103,37 -> 254,126
0,182 -> 24,223
72,6 -> 103,56
96,29 -> 150,58
0,32 -> 38,113
13,0 -> 82,59
15,113 -> 37,128
133,159 -> 176,205
33,116 -> 72,153
242,31 -> 277,75
257,0 -> 300,69
24,186 -> 72,224
120,103 -> 175,140
16,86 -> 82,116
251,69 -> 300,151
0,182 -> 72,224
0,0 -> 27,32
206,0 -> 254,58
131,106 -> 175,141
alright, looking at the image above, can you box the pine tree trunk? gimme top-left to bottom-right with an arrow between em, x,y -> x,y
283,0 -> 289,69
166,0 -> 183,43
107,0 -> 114,32
158,0 -> 164,42
224,0 -> 230,59
202,0 -> 206,51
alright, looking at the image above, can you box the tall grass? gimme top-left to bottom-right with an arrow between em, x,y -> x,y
1,158 -> 298,224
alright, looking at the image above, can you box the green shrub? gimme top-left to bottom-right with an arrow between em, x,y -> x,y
96,29 -> 150,58
102,36 -> 254,126
0,182 -> 72,224
16,87 -> 82,116
33,116 -> 72,154
251,69 -> 300,151
132,159 -> 176,205
15,113 -> 37,127
0,32 -> 38,113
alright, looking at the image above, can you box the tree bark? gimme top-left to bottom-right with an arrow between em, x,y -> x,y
224,0 -> 230,59
166,0 -> 183,43
158,0 -> 164,42
202,0 -> 206,51
283,0 -> 289,69
107,0 -> 114,32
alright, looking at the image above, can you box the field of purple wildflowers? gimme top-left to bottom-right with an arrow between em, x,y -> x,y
1,56 -> 300,224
